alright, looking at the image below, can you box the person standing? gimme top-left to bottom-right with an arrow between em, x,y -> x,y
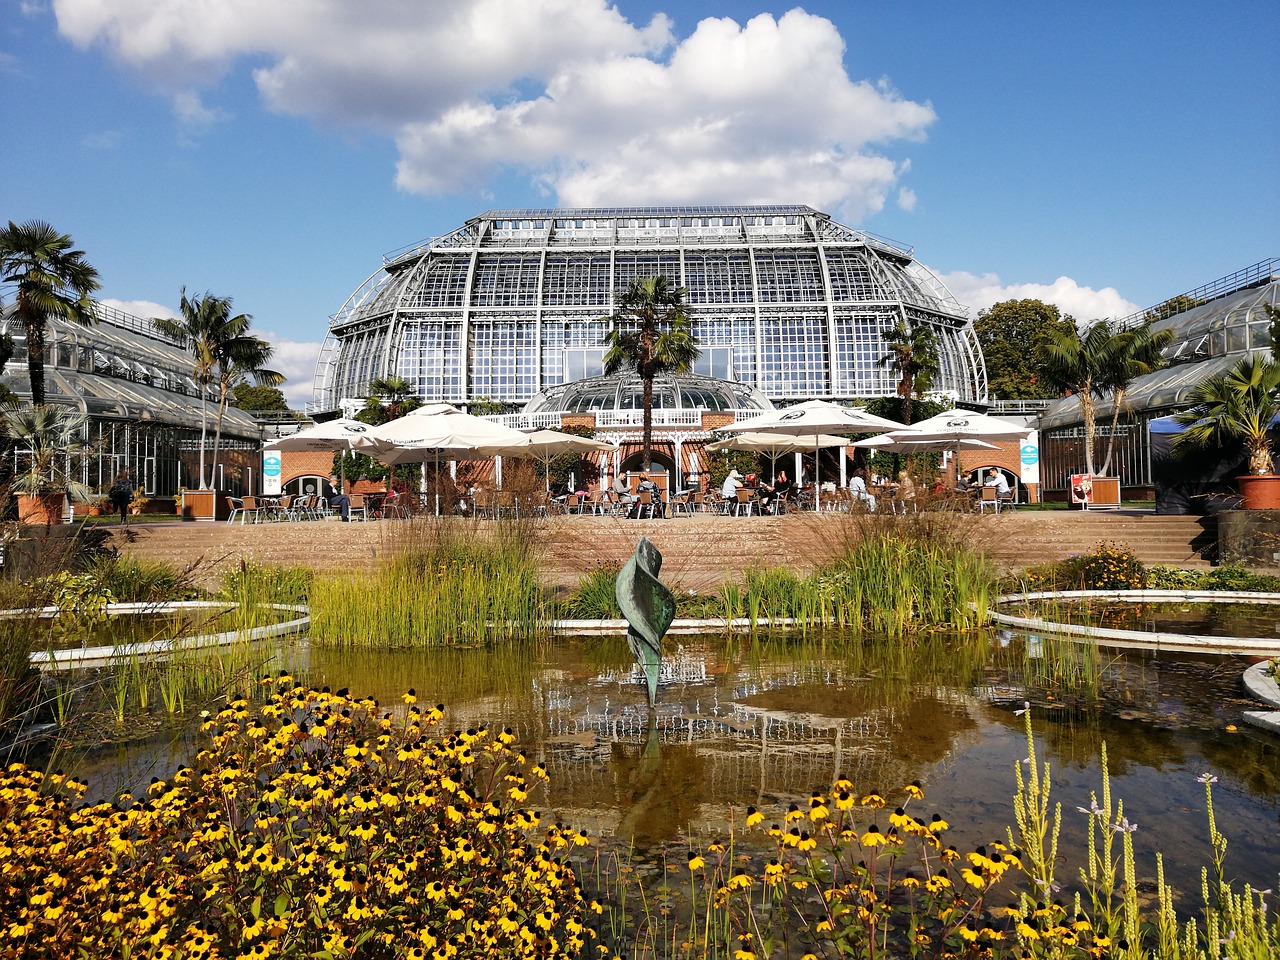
108,470 -> 134,523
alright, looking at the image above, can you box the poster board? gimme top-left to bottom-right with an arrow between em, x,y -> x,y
1070,473 -> 1093,506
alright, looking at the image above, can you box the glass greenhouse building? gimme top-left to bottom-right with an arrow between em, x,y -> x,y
0,302 -> 264,500
311,205 -> 987,412
1037,258 -> 1280,501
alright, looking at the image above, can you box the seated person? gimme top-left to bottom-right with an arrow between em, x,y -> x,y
328,476 -> 351,521
630,476 -> 661,518
758,469 -> 793,514
848,467 -> 876,511
955,474 -> 973,495
612,473 -> 638,507
720,469 -> 744,499
984,468 -> 1011,497
895,470 -> 916,508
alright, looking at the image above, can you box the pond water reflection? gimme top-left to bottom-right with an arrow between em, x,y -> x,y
72,629 -> 1280,900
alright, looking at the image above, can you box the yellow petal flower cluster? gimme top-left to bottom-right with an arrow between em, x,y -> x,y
0,684 -> 589,959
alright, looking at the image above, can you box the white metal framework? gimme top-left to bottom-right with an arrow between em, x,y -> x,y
313,205 -> 987,411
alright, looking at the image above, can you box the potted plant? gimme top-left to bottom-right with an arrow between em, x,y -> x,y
0,404 -> 94,525
1173,354 -> 1280,509
129,494 -> 151,516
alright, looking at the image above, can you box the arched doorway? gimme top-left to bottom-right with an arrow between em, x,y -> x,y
618,450 -> 677,497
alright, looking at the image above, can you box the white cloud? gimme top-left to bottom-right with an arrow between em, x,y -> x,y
81,128 -> 123,149
53,1 -> 934,221
101,300 -> 318,407
258,333 -> 323,409
100,297 -> 176,320
896,187 -> 917,212
936,270 -> 1142,324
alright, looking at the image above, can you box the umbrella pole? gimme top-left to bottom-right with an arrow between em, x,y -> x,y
814,435 -> 821,511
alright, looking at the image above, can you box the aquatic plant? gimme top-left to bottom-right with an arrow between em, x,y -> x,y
0,683 -> 591,958
311,515 -> 550,646
563,560 -> 624,620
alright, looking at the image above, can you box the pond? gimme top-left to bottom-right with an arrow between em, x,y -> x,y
71,627 -> 1280,904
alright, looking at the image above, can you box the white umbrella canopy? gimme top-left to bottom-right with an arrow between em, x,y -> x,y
715,401 -> 905,508
851,435 -> 999,454
485,429 -> 615,492
263,417 -> 374,452
884,409 -> 1030,443
719,400 -> 906,436
352,404 -> 530,464
706,432 -> 851,456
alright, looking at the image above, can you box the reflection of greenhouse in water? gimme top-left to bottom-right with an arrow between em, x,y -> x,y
439,644 -> 983,839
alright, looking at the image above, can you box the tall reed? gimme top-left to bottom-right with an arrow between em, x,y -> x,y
311,514 -> 550,646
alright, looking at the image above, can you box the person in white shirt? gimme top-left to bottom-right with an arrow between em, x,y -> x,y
984,468 -> 1011,497
849,467 -> 876,511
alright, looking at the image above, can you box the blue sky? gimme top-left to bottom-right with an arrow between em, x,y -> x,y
3,0 -> 1276,405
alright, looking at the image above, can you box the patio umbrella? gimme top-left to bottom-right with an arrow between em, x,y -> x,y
485,429 -> 615,492
353,404 -> 530,514
263,417 -> 374,492
876,410 -> 1030,490
715,401 -> 906,508
706,431 -> 851,486
882,409 -> 1031,444
851,435 -> 999,454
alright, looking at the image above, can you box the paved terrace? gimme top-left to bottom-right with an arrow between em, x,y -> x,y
106,510 -> 1216,594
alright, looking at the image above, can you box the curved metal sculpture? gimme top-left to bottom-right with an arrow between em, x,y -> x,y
615,537 -> 676,707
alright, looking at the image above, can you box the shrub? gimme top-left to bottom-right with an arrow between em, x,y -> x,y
1067,541 -> 1146,590
563,561 -> 623,620
1145,564 -> 1205,590
1201,563 -> 1280,593
0,683 -> 590,958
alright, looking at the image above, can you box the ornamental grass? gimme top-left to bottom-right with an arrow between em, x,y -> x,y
309,515 -> 549,647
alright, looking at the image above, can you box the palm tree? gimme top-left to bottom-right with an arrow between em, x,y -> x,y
154,289 -> 268,489
877,320 -> 939,425
1097,320 -> 1173,476
360,376 -> 422,425
211,350 -> 283,489
602,276 -> 700,471
1040,320 -> 1122,476
0,220 -> 101,406
1173,354 -> 1280,476
0,404 -> 95,503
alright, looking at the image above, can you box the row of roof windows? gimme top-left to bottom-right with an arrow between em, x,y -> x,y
491,215 -> 805,231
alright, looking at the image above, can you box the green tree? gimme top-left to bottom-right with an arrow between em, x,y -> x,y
211,349 -> 283,488
232,384 -> 289,412
1144,294 -> 1201,323
973,299 -> 1079,399
1097,320 -> 1173,475
0,220 -> 101,406
154,290 -> 274,489
1174,354 -> 1280,476
360,376 -> 422,425
1040,320 -> 1120,476
877,320 -> 939,425
602,275 -> 700,470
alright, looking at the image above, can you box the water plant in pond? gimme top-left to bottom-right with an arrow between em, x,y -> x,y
310,515 -> 549,646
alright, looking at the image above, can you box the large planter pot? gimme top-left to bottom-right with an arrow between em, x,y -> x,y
1237,474 -> 1280,509
16,492 -> 67,525
181,488 -> 230,522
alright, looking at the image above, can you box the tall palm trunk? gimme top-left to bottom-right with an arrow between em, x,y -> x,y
21,305 -> 47,407
1099,387 -> 1128,477
197,383 -> 211,488
641,375 -> 655,471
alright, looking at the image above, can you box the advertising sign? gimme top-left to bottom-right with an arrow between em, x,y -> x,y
1070,473 -> 1094,505
263,452 -> 282,496
1019,430 -> 1040,487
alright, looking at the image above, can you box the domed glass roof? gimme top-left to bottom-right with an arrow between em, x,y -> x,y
524,372 -> 774,415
